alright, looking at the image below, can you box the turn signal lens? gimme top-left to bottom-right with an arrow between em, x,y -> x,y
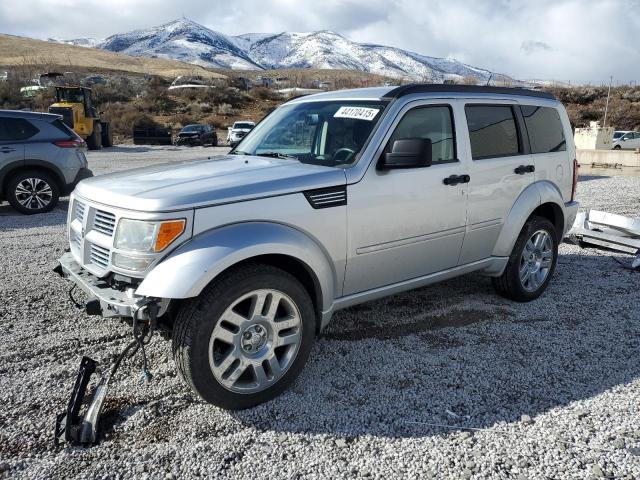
154,220 -> 186,252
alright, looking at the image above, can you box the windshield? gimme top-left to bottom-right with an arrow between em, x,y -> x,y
613,131 -> 625,139
182,125 -> 203,132
56,89 -> 85,103
234,122 -> 254,129
233,100 -> 387,166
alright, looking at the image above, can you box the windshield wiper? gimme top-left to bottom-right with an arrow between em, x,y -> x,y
255,152 -> 299,160
230,150 -> 249,155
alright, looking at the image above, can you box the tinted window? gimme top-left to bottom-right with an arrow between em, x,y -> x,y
51,118 -> 75,138
465,105 -> 520,159
0,117 -> 39,141
388,106 -> 456,163
521,106 -> 566,153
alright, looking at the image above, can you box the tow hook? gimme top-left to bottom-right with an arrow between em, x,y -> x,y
54,300 -> 160,446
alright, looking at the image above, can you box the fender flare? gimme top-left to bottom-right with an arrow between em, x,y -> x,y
491,181 -> 564,257
0,159 -> 66,196
136,222 -> 336,313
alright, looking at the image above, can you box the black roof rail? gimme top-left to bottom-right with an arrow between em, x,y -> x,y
383,83 -> 555,100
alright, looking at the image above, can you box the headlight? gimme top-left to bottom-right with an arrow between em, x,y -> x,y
114,218 -> 186,253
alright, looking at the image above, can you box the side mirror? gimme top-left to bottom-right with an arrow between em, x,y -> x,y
379,138 -> 432,169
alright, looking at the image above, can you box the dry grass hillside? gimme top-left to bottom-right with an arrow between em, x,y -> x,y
0,34 -> 226,80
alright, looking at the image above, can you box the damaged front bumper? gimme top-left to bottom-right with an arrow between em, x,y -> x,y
54,252 -> 164,446
55,251 -> 169,319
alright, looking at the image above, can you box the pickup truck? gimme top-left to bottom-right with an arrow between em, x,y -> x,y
56,84 -> 579,412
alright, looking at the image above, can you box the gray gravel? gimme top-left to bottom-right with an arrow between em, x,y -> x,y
1,146 -> 639,479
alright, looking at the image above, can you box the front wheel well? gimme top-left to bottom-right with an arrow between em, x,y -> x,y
215,254 -> 324,334
529,202 -> 564,240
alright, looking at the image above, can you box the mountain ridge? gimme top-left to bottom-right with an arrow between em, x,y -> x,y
60,18 -> 501,81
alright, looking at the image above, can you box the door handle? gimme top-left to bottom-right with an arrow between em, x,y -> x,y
0,147 -> 16,153
514,164 -> 535,175
443,174 -> 470,186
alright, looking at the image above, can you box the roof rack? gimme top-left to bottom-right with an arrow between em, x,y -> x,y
383,84 -> 555,100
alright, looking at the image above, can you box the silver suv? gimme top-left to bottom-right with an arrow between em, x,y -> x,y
1,110 -> 91,214
57,85 -> 579,409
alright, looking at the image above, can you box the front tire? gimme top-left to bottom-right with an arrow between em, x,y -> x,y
7,170 -> 60,214
172,264 -> 315,409
492,216 -> 558,302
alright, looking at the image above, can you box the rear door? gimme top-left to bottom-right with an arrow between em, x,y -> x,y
458,102 -> 534,264
520,104 -> 572,201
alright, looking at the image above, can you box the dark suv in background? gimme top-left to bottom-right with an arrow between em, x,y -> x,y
175,124 -> 218,146
0,110 -> 92,214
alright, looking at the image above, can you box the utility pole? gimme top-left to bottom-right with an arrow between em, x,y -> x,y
603,75 -> 613,128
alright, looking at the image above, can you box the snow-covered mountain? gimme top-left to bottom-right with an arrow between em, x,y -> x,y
61,18 -> 497,81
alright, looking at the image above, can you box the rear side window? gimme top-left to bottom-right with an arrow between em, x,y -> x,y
50,118 -> 76,138
465,105 -> 521,159
0,117 -> 40,141
521,106 -> 566,153
387,106 -> 456,164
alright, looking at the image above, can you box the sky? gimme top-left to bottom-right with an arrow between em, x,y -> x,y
1,0 -> 639,83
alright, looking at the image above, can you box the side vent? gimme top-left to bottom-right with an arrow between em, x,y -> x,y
304,186 -> 347,209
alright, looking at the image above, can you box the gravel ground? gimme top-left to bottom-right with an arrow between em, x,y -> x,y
0,146 -> 639,479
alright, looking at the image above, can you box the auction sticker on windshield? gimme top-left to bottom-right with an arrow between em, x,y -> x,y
334,106 -> 380,121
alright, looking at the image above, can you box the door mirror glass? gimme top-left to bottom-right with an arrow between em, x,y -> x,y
380,138 -> 432,169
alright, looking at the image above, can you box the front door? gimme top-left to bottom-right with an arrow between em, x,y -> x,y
343,101 -> 469,295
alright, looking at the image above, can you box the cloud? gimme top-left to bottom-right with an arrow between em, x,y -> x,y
0,0 -> 638,83
521,40 -> 553,54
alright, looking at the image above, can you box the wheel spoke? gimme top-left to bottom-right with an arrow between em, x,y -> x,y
253,363 -> 268,385
222,310 -> 248,327
534,232 -> 545,249
274,315 -> 300,332
519,261 -> 530,282
212,325 -> 236,345
541,257 -> 552,269
249,291 -> 269,319
264,292 -> 283,322
15,185 -> 30,195
212,349 -> 240,376
267,355 -> 282,376
224,361 -> 248,386
276,329 -> 300,347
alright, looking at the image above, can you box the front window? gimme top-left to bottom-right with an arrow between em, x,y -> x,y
613,131 -> 624,139
233,101 -> 387,166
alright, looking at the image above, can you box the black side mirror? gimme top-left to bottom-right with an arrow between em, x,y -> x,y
379,138 -> 432,169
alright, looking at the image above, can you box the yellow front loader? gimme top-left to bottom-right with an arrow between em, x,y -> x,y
49,86 -> 112,150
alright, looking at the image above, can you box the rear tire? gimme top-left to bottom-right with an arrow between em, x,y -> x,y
7,170 -> 60,214
101,122 -> 113,147
492,216 -> 558,302
172,263 -> 315,409
613,145 -> 621,150
86,122 -> 102,150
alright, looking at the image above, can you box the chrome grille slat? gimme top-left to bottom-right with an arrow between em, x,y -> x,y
92,210 -> 116,236
89,244 -> 110,268
75,200 -> 86,221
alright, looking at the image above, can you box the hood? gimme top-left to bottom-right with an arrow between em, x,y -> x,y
75,154 -> 346,212
231,128 -> 252,133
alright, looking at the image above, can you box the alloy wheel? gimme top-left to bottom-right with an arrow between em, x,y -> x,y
208,289 -> 302,394
519,229 -> 554,292
14,177 -> 53,211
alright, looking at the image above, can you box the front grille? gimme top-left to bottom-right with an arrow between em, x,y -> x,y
75,200 -> 86,221
89,244 -> 110,269
93,210 -> 116,236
